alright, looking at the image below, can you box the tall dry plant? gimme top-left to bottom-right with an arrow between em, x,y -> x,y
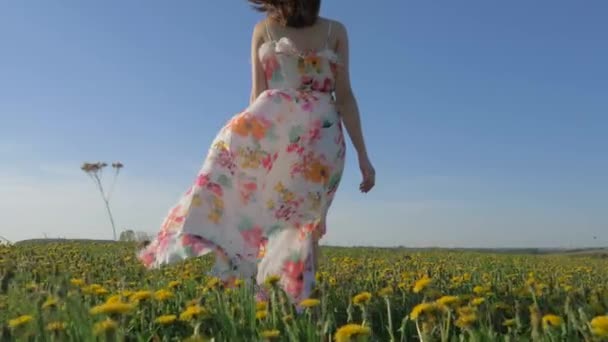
81,161 -> 124,240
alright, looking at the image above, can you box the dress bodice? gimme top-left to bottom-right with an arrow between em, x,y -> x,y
258,37 -> 339,94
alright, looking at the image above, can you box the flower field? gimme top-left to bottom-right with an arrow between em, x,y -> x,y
1,241 -> 607,341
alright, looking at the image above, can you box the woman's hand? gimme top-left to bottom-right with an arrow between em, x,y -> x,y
358,154 -> 375,193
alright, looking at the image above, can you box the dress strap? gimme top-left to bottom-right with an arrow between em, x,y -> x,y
325,21 -> 333,49
265,21 -> 274,42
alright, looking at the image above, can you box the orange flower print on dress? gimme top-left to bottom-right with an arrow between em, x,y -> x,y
304,159 -> 330,185
231,113 -> 267,140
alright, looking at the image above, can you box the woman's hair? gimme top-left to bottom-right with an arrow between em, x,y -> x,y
248,0 -> 321,28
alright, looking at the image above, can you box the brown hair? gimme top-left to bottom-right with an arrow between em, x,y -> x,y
249,0 -> 321,28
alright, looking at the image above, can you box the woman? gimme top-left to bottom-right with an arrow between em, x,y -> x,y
137,0 -> 375,304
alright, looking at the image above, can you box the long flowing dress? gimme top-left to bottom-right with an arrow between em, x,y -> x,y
138,23 -> 345,304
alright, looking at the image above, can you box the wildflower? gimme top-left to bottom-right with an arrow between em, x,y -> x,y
590,315 -> 608,337
436,295 -> 460,308
455,307 -> 477,329
413,276 -> 431,293
70,278 -> 85,286
90,301 -> 134,315
265,275 -> 281,286
503,318 -> 516,327
168,280 -> 182,289
256,310 -> 268,320
299,298 -> 321,309
46,321 -> 67,332
93,319 -> 118,335
378,286 -> 393,297
106,295 -> 123,303
473,285 -> 489,296
42,297 -> 59,309
179,305 -> 208,321
542,314 -> 563,329
282,314 -> 293,323
8,315 -> 33,329
155,314 -> 177,325
129,290 -> 153,302
256,301 -> 268,311
261,329 -> 280,340
352,291 -> 372,306
410,302 -> 438,320
334,324 -> 371,342
154,289 -> 174,301
471,297 -> 485,306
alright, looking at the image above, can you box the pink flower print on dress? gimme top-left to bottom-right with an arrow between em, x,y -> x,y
241,226 -> 263,249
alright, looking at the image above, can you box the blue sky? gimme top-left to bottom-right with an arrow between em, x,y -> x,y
1,1 -> 606,247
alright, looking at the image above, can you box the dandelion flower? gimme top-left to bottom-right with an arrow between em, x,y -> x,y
70,278 -> 85,287
93,319 -> 118,335
46,321 -> 67,332
265,275 -> 281,286
179,305 -> 208,321
299,298 -> 321,309
129,290 -> 153,302
256,310 -> 268,320
8,315 -> 33,329
413,276 -> 431,293
42,297 -> 59,309
410,302 -> 437,320
590,315 -> 608,337
154,289 -> 174,301
261,329 -> 280,340
471,297 -> 485,306
436,295 -> 460,308
256,301 -> 268,311
90,301 -> 134,315
168,280 -> 182,289
503,318 -> 516,327
352,291 -> 372,306
542,314 -> 563,329
334,324 -> 371,342
378,286 -> 393,297
155,314 -> 177,325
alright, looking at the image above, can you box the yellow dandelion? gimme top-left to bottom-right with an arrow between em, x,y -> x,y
473,285 -> 489,295
70,278 -> 85,287
168,280 -> 182,289
471,297 -> 486,306
413,276 -> 431,293
299,298 -> 321,309
265,275 -> 281,286
179,305 -> 208,322
154,289 -> 174,301
410,302 -> 437,320
46,321 -> 67,332
93,318 -> 118,335
334,324 -> 371,342
503,318 -> 517,327
352,291 -> 372,306
106,295 -> 123,303
256,310 -> 268,320
155,314 -> 177,325
436,295 -> 460,308
455,307 -> 478,329
8,315 -> 34,329
129,290 -> 153,302
378,286 -> 394,297
42,297 -> 59,309
261,329 -> 280,340
542,314 -> 563,329
90,301 -> 134,315
256,301 -> 268,311
590,315 -> 608,337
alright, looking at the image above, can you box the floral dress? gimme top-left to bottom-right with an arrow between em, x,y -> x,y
138,23 -> 345,304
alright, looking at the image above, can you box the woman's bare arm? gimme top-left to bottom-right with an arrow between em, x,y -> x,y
333,21 -> 375,192
333,22 -> 368,158
250,22 -> 268,104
